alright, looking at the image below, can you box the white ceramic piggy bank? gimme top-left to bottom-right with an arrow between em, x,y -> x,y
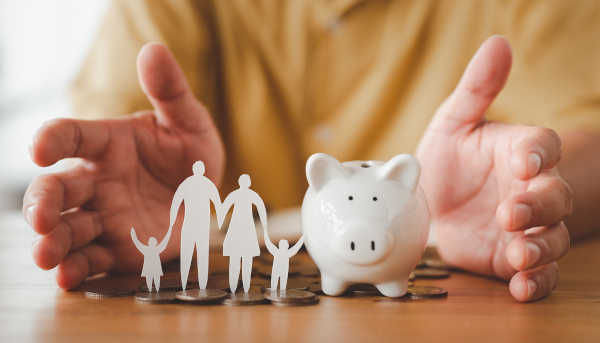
301,153 -> 430,297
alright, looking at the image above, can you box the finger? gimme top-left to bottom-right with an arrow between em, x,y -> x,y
496,173 -> 572,231
429,35 -> 512,134
30,118 -> 112,167
55,243 -> 116,290
505,223 -> 570,271
136,43 -> 213,132
23,166 -> 95,234
31,210 -> 103,270
509,126 -> 562,180
509,262 -> 559,302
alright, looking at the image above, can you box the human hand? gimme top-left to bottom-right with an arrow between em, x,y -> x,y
23,43 -> 225,289
416,36 -> 571,302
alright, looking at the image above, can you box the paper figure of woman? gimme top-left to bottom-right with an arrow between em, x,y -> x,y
131,226 -> 173,292
219,174 -> 267,293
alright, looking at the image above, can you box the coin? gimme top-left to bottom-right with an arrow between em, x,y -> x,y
175,289 -> 228,302
138,279 -> 183,292
134,291 -> 178,304
347,283 -> 382,296
308,283 -> 323,293
412,268 -> 450,279
221,293 -> 267,306
271,296 -> 320,307
404,286 -> 448,298
84,286 -> 136,298
263,290 -> 316,303
261,281 -> 310,292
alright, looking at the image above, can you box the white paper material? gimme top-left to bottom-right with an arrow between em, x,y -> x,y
169,161 -> 222,289
264,229 -> 305,290
131,226 -> 172,292
218,174 -> 267,293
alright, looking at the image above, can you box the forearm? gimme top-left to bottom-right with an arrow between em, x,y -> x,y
557,130 -> 600,240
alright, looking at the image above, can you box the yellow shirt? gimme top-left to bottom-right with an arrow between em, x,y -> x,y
72,0 -> 600,210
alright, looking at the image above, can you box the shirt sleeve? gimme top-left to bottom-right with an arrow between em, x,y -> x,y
487,0 -> 600,136
70,0 -> 219,121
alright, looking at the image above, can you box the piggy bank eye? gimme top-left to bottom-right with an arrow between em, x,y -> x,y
373,197 -> 377,201
349,196 -> 353,200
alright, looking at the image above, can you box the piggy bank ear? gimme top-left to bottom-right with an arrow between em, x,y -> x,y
378,154 -> 421,193
306,153 -> 350,193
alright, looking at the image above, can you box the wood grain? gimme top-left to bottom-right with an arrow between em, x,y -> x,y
1,211 -> 599,343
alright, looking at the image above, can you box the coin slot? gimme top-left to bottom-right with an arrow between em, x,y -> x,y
351,242 -> 355,251
373,197 -> 377,201
371,241 -> 375,251
361,162 -> 372,168
349,196 -> 353,200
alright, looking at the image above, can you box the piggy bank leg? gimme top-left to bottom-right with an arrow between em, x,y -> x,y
321,274 -> 350,296
376,280 -> 408,298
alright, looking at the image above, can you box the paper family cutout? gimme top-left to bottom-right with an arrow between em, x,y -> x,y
132,160 -> 304,293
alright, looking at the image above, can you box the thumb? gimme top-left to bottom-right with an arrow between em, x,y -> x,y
429,35 -> 512,134
136,43 -> 212,132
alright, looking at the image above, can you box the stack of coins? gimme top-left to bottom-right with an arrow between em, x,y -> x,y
260,281 -> 310,292
264,290 -> 319,307
84,286 -> 136,298
134,292 -> 178,304
221,293 -> 267,306
176,289 -> 228,303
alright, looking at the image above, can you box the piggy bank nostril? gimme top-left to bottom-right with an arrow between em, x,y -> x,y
371,241 -> 375,251
351,242 -> 355,251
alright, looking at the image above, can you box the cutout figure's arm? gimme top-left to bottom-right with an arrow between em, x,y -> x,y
218,193 -> 234,229
208,181 -> 223,229
130,227 -> 146,253
263,228 -> 277,255
286,234 -> 306,257
253,192 -> 268,231
169,181 -> 186,229
156,226 -> 173,253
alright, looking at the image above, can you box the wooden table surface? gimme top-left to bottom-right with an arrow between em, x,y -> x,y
1,211 -> 599,343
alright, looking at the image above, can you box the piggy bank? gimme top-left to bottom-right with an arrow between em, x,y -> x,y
301,153 -> 430,297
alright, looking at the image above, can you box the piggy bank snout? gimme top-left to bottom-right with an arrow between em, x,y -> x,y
332,221 -> 393,266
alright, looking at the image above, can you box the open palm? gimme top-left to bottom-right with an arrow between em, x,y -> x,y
416,36 -> 571,302
23,44 -> 225,289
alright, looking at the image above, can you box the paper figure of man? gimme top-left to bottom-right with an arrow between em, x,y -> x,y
131,226 -> 173,292
170,160 -> 222,289
264,228 -> 306,291
219,174 -> 267,293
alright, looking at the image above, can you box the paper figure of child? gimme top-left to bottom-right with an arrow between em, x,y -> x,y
131,226 -> 173,292
264,228 -> 306,291
169,161 -> 222,290
218,174 -> 267,293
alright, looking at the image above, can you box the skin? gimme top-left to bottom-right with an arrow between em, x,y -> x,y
22,37 -> 580,302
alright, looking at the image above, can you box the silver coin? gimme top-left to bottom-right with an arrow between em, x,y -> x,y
347,283 -> 382,296
221,293 -> 266,306
261,281 -> 310,293
84,287 -> 136,298
263,290 -> 316,303
134,291 -> 177,304
412,268 -> 450,279
405,286 -> 448,299
271,296 -> 320,307
175,289 -> 228,302
138,279 -> 183,292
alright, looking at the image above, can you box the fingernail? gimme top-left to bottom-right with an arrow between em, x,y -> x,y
29,136 -> 36,161
31,234 -> 41,260
528,153 -> 542,178
526,279 -> 538,300
26,206 -> 35,229
513,203 -> 531,230
525,242 -> 541,268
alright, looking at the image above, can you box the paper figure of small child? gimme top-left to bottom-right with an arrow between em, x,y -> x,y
264,228 -> 306,291
131,226 -> 173,292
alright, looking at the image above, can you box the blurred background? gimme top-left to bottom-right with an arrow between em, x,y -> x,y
0,0 -> 110,211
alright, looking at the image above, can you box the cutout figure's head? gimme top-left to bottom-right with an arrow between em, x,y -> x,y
278,239 -> 289,250
239,174 -> 251,188
193,161 -> 205,176
148,237 -> 158,247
